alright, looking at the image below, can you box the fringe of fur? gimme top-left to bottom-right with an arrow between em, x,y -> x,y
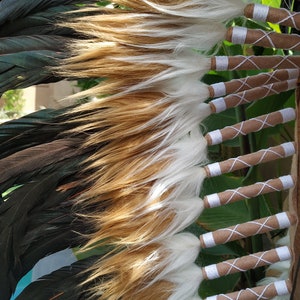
58,4 -> 222,97
83,233 -> 202,300
107,0 -> 245,21
54,0 -> 246,298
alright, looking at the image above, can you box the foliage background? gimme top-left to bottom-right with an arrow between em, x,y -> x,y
195,0 -> 296,296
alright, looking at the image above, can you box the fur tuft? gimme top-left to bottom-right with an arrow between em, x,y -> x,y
112,0 -> 246,22
82,233 -> 201,299
167,264 -> 203,300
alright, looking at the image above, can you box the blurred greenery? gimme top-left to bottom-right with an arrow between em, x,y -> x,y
1,89 -> 25,118
198,0 -> 295,297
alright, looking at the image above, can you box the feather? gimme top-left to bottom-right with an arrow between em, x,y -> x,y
0,35 -> 69,54
0,138 -> 83,184
0,109 -> 70,159
75,233 -> 201,299
0,50 -> 65,94
15,256 -> 100,300
0,0 -> 93,25
0,5 -> 81,37
0,109 -> 61,141
1,1 -> 295,299
0,1 -> 100,92
111,0 -> 245,21
0,172 -> 91,299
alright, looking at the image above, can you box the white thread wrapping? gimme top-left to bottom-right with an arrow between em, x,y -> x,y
211,82 -> 226,97
201,232 -> 216,248
205,296 -> 217,300
207,162 -> 222,177
287,78 -> 298,90
231,26 -> 248,45
253,4 -> 269,22
276,212 -> 292,229
280,175 -> 294,189
287,68 -> 299,79
206,281 -> 290,299
282,142 -> 296,157
215,56 -> 229,71
274,280 -> 290,296
211,97 -> 227,113
204,264 -> 220,280
276,246 -> 291,261
280,108 -> 296,123
207,129 -> 223,145
206,193 -> 221,208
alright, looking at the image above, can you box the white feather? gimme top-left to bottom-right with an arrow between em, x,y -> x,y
119,18 -> 226,51
121,100 -> 210,152
146,233 -> 201,284
148,197 -> 204,243
148,166 -> 205,201
140,0 -> 246,22
136,102 -> 211,155
169,198 -> 204,232
161,76 -> 209,98
130,196 -> 203,244
167,264 -> 203,300
129,124 -> 209,187
116,51 -> 211,92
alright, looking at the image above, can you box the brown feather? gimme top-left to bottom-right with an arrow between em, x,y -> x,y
0,139 -> 82,184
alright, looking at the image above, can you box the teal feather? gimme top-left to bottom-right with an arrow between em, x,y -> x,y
15,257 -> 100,300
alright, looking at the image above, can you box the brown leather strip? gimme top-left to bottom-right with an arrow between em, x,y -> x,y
227,26 -> 300,51
200,212 -> 296,248
244,3 -> 300,30
206,279 -> 292,300
209,79 -> 297,113
205,142 -> 296,177
202,247 -> 291,280
211,55 -> 300,71
204,176 -> 295,208
208,69 -> 299,98
205,108 -> 295,146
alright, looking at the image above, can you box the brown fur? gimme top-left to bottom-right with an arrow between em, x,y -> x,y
59,91 -> 182,247
83,243 -> 175,299
55,4 -> 198,298
57,7 -> 197,98
59,44 -> 168,96
112,0 -> 192,13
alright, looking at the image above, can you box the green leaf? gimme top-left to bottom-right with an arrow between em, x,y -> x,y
262,0 -> 282,32
199,274 -> 241,298
262,0 -> 281,8
198,201 -> 250,231
201,174 -> 244,196
203,108 -> 237,134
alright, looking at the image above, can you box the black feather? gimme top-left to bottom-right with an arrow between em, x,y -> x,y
16,256 -> 101,300
0,109 -> 68,157
0,35 -> 69,54
0,171 -> 90,299
0,0 -> 92,25
0,5 -> 79,37
0,50 -> 66,94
